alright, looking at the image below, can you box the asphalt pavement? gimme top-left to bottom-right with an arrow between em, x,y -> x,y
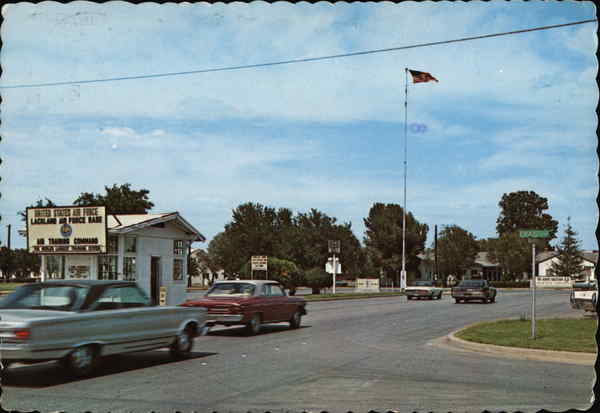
1,289 -> 595,413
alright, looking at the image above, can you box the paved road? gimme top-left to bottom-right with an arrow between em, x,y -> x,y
1,289 -> 595,412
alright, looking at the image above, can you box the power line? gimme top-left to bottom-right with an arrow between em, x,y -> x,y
1,18 -> 596,89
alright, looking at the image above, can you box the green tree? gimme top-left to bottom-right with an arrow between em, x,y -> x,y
74,183 -> 154,214
363,203 -> 428,282
207,232 -> 244,278
239,257 -> 303,295
304,267 -> 332,294
548,218 -> 585,279
496,191 -> 558,244
0,247 -> 15,281
13,249 -> 42,278
486,233 -> 530,280
18,198 -> 57,221
295,209 -> 364,278
437,225 -> 479,281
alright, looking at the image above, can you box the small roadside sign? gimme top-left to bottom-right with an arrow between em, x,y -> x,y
159,286 -> 167,306
519,229 -> 550,238
251,255 -> 268,271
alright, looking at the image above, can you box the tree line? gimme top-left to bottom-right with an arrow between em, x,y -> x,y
2,184 -> 587,286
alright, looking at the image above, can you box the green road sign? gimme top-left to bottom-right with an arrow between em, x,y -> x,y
519,229 -> 550,238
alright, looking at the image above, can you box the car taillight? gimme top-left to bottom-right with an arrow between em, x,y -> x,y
14,329 -> 30,340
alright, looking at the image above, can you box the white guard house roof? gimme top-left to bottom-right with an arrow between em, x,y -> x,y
107,212 -> 206,242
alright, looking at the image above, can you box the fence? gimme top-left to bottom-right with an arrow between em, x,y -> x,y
536,276 -> 573,288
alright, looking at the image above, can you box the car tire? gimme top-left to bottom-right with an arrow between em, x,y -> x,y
63,345 -> 98,377
407,296 -> 413,300
454,298 -> 461,304
170,327 -> 194,359
490,295 -> 496,303
289,310 -> 302,329
437,293 -> 443,300
246,314 -> 262,335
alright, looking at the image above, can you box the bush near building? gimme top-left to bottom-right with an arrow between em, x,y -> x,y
490,281 -> 531,288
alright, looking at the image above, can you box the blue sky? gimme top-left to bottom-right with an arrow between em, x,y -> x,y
1,1 -> 597,251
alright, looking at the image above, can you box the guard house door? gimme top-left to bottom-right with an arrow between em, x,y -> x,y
150,257 -> 161,305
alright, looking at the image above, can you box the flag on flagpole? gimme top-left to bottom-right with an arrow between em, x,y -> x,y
408,69 -> 438,83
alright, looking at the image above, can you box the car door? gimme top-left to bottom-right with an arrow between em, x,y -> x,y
258,284 -> 276,322
87,285 -> 171,354
267,284 -> 290,321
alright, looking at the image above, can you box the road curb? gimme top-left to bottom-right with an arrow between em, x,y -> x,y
442,320 -> 597,366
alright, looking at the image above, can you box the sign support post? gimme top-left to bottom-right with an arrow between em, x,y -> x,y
519,229 -> 550,340
251,256 -> 268,280
328,240 -> 340,295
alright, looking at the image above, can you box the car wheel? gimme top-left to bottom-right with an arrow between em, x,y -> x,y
289,310 -> 302,329
490,295 -> 496,303
64,345 -> 98,377
438,292 -> 443,300
170,327 -> 194,359
246,314 -> 262,335
454,298 -> 460,304
407,296 -> 413,300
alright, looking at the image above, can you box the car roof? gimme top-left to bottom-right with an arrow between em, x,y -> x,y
40,280 -> 136,288
214,280 -> 278,285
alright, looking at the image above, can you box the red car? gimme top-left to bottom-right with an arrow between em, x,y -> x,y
181,280 -> 307,335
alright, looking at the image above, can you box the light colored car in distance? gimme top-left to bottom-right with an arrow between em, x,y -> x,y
405,280 -> 443,300
182,280 -> 307,335
570,280 -> 597,312
0,280 -> 208,377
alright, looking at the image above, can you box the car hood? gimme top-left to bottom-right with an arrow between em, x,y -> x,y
0,309 -> 76,325
406,286 -> 433,290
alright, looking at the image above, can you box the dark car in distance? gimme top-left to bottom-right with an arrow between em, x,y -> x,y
451,279 -> 497,304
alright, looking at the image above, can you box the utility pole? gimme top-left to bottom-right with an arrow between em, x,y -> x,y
434,224 -> 439,285
7,224 -> 11,250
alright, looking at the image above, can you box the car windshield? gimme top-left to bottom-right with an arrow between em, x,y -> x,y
457,280 -> 486,288
206,283 -> 256,297
414,281 -> 433,286
0,284 -> 89,311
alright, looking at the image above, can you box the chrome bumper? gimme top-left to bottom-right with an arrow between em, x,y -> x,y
206,314 -> 244,325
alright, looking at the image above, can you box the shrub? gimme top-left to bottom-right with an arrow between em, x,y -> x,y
490,281 -> 530,288
304,267 -> 332,294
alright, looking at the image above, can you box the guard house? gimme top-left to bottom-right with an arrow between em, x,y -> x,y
25,208 -> 205,306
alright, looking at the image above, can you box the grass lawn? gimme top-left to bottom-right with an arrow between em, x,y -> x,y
303,292 -> 404,301
456,318 -> 598,353
0,282 -> 28,292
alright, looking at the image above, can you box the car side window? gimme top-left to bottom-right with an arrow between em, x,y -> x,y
269,285 -> 285,296
261,284 -> 271,296
92,285 -> 151,310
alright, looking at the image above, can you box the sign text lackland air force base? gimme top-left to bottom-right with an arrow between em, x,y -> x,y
26,206 -> 108,254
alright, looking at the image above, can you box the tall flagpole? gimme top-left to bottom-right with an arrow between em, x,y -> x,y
401,68 -> 408,290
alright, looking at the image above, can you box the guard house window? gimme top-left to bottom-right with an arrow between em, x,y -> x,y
124,257 -> 136,281
98,256 -> 118,280
46,255 -> 65,279
173,258 -> 183,280
98,236 -> 118,280
125,237 -> 136,253
107,236 -> 118,254
173,240 -> 185,255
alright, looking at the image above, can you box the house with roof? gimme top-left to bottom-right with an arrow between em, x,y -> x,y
536,250 -> 598,282
22,211 -> 205,305
189,248 -> 226,286
418,250 -> 502,282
